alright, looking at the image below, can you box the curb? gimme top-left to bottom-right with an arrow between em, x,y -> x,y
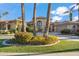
2,40 -> 60,47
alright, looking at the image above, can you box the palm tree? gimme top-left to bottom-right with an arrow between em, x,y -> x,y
43,3 -> 51,37
64,6 -> 75,21
33,3 -> 37,36
0,11 -> 8,31
76,3 -> 79,21
21,3 -> 26,32
69,10 -> 72,21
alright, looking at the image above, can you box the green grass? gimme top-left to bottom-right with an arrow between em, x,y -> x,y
0,39 -> 79,53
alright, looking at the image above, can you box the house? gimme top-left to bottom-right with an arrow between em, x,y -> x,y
0,17 -> 22,32
53,21 -> 79,33
28,16 -> 53,32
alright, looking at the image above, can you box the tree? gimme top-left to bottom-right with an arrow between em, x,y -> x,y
21,3 -> 26,32
69,11 -> 72,21
64,5 -> 75,21
77,3 -> 79,21
0,11 -> 8,31
33,3 -> 37,36
43,3 -> 51,37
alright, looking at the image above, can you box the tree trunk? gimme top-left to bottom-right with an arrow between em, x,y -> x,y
43,3 -> 51,37
69,11 -> 72,21
77,3 -> 79,21
33,3 -> 37,36
21,3 -> 26,32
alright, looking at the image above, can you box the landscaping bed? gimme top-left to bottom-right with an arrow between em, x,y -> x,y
6,32 -> 59,45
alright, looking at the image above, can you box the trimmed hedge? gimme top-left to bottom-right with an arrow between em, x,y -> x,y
61,29 -> 71,34
75,32 -> 79,36
26,27 -> 33,32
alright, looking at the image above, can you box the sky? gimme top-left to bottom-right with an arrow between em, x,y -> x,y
0,3 -> 78,22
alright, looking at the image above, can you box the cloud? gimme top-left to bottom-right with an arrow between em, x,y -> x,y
51,10 -> 56,14
72,16 -> 78,21
51,16 -> 62,22
51,6 -> 69,16
56,7 -> 69,15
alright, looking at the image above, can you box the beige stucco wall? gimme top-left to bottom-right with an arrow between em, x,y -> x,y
54,23 -> 78,32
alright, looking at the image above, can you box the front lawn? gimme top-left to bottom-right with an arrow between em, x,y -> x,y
0,39 -> 79,53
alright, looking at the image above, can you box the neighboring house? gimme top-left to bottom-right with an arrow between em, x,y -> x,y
35,17 -> 47,32
29,16 -> 53,32
0,17 -> 22,32
53,21 -> 79,33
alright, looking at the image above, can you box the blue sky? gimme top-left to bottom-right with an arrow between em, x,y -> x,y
0,3 -> 78,22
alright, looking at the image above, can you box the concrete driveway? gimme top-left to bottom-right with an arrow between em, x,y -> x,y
37,32 -> 79,40
49,32 -> 79,40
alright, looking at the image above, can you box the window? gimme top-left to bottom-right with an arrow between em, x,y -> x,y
37,21 -> 42,28
8,24 -> 11,30
73,25 -> 76,28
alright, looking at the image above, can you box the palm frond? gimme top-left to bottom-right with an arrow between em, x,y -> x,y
0,15 -> 1,18
63,11 -> 69,14
70,6 -> 75,11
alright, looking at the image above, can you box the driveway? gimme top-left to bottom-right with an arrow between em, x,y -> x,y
49,32 -> 79,40
37,32 -> 79,40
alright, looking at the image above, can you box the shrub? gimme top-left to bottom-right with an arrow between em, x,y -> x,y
14,32 -> 33,44
1,31 -> 11,34
26,27 -> 33,32
46,36 -> 59,44
12,32 -> 59,45
30,36 -> 46,45
9,30 -> 16,33
61,29 -> 71,34
30,36 -> 59,45
0,30 -> 15,34
75,32 -> 79,36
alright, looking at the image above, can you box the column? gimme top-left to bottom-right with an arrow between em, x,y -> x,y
5,21 -> 8,32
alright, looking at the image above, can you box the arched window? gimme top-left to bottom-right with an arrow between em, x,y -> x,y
37,21 -> 42,27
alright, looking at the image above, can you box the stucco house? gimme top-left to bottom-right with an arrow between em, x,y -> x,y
29,16 -> 53,32
0,16 -> 79,33
53,21 -> 79,33
29,16 -> 79,33
0,17 -> 22,32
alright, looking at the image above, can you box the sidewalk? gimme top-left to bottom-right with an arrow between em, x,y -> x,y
0,51 -> 79,56
35,51 -> 79,56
